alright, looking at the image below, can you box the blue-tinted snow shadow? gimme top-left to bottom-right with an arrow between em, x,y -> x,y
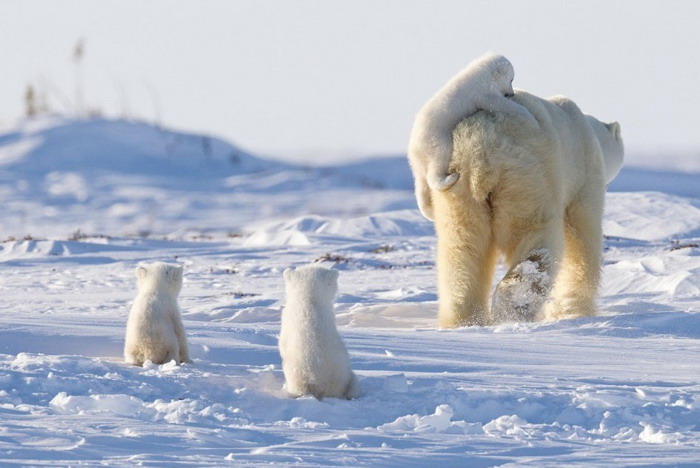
609,166 -> 700,199
1,256 -> 119,266
535,308 -> 700,339
0,330 -> 123,357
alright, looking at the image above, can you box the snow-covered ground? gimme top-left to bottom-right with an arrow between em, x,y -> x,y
1,117 -> 699,466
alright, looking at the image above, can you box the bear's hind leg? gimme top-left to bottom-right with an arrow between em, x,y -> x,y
343,372 -> 360,400
546,199 -> 603,320
124,347 -> 144,366
159,347 -> 178,365
434,186 -> 496,328
146,339 -> 178,365
173,317 -> 190,363
491,222 -> 564,323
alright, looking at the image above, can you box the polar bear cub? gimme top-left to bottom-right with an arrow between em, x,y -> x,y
124,262 -> 190,366
408,52 -> 537,220
279,265 -> 359,400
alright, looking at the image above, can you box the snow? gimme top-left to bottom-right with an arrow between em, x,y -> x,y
1,117 -> 699,466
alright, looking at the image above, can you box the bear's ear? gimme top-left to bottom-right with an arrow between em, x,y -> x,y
283,268 -> 294,281
606,121 -> 622,141
135,266 -> 147,279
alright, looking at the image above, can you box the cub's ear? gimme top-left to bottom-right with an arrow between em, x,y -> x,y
169,265 -> 184,283
606,121 -> 622,141
491,55 -> 513,78
135,266 -> 147,279
283,268 -> 294,281
328,268 -> 339,282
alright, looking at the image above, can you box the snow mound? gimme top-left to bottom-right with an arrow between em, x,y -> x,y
0,117 -> 418,238
604,192 -> 700,240
0,239 -> 131,262
243,229 -> 312,247
1,116 -> 268,176
604,253 -> 700,298
321,155 -> 414,190
246,210 -> 433,244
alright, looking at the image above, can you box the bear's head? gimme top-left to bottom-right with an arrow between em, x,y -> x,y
283,265 -> 339,304
585,115 -> 624,184
479,53 -> 516,97
135,262 -> 183,295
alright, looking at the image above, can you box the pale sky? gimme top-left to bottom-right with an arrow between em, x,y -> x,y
1,0 -> 699,162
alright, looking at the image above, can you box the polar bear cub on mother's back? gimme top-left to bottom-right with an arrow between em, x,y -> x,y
124,262 -> 190,366
280,265 -> 359,400
408,52 -> 537,220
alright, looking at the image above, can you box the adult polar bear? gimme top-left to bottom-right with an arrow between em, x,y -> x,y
426,89 -> 623,327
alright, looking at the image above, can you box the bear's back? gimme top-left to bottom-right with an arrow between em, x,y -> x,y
450,90 -> 604,205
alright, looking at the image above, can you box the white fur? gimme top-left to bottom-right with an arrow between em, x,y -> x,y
279,265 -> 359,400
586,115 -> 624,184
124,262 -> 190,366
431,90 -> 624,327
408,52 -> 537,220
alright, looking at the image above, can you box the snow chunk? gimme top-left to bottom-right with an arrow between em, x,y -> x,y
483,415 -> 531,438
49,392 -> 249,427
639,422 -> 683,444
381,374 -> 409,393
50,392 -> 148,418
275,417 -> 329,429
378,404 -> 456,433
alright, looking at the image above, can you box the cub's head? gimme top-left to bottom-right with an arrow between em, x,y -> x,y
585,115 -> 624,184
479,52 -> 516,97
135,262 -> 183,295
283,265 -> 339,303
